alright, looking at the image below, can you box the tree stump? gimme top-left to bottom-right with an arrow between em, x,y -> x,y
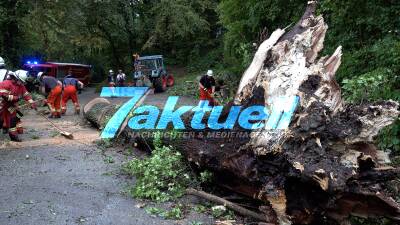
84,2 -> 400,224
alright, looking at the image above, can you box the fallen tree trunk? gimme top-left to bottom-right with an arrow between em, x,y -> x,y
84,1 -> 400,224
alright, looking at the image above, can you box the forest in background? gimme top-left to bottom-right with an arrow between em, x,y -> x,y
0,0 -> 399,152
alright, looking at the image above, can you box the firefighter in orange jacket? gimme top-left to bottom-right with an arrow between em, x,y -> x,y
62,72 -> 83,115
199,69 -> 216,108
38,72 -> 62,118
0,71 -> 37,142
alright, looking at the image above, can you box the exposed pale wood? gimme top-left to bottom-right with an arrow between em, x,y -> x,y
234,28 -> 286,104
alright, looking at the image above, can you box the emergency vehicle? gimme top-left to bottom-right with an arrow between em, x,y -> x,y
23,62 -> 92,85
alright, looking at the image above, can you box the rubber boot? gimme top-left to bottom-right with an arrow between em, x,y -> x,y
10,134 -> 22,142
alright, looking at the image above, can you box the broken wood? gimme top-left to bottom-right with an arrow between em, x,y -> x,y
84,1 -> 400,224
186,188 -> 271,223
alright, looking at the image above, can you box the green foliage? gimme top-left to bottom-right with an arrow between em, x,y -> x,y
379,120 -> 400,154
163,204 -> 184,219
167,71 -> 199,98
187,46 -> 224,73
350,217 -> 393,225
339,37 -> 400,154
338,35 -> 400,90
318,1 -> 400,155
0,0 -> 221,79
122,133 -> 214,205
145,204 -> 184,220
190,222 -> 204,225
104,156 -> 115,164
320,0 -> 400,54
342,68 -> 398,104
153,131 -> 164,149
96,139 -> 113,149
199,171 -> 213,183
123,145 -> 192,202
193,204 -> 208,213
211,205 -> 234,220
218,0 -> 305,70
30,135 -> 40,140
145,206 -> 164,216
168,68 -> 239,102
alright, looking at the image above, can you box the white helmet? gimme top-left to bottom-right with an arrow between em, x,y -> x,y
0,57 -> 5,67
7,71 -> 15,78
207,70 -> 213,76
109,69 -> 114,73
15,70 -> 29,83
37,72 -> 44,80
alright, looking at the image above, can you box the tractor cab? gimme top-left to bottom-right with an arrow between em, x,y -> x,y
134,55 -> 174,92
134,55 -> 165,78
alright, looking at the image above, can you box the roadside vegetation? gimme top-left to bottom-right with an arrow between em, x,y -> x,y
121,133 -> 238,222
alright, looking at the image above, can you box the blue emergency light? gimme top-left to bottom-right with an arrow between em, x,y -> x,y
26,60 -> 39,64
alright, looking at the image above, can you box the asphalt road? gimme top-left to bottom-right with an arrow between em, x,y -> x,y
0,88 -> 212,225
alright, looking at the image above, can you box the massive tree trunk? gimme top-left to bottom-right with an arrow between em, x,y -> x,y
84,2 -> 400,224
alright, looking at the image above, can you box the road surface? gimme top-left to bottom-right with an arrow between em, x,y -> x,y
0,88 -> 212,225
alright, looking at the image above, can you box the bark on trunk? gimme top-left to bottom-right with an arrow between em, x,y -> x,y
84,2 -> 400,224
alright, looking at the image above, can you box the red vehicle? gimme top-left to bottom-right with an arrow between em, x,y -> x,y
23,62 -> 92,85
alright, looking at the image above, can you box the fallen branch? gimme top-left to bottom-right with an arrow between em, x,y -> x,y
186,188 -> 271,223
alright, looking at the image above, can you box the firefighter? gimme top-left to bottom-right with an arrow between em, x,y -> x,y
107,69 -> 117,97
108,70 -> 115,87
37,72 -> 62,118
116,69 -> 126,87
199,69 -> 216,107
61,71 -> 83,115
0,57 -> 8,81
0,70 -> 37,142
133,54 -> 140,71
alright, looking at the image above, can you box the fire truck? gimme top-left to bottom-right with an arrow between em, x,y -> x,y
23,62 -> 92,85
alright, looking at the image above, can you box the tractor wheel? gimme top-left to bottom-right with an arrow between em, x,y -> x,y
166,75 -> 174,87
154,76 -> 167,93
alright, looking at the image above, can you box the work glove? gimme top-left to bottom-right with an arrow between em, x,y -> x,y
2,95 -> 19,102
31,102 -> 38,111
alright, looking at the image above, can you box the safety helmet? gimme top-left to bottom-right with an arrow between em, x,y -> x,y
207,70 -> 213,76
7,71 -> 15,78
109,69 -> 114,73
37,72 -> 44,80
0,57 -> 5,67
14,70 -> 29,83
